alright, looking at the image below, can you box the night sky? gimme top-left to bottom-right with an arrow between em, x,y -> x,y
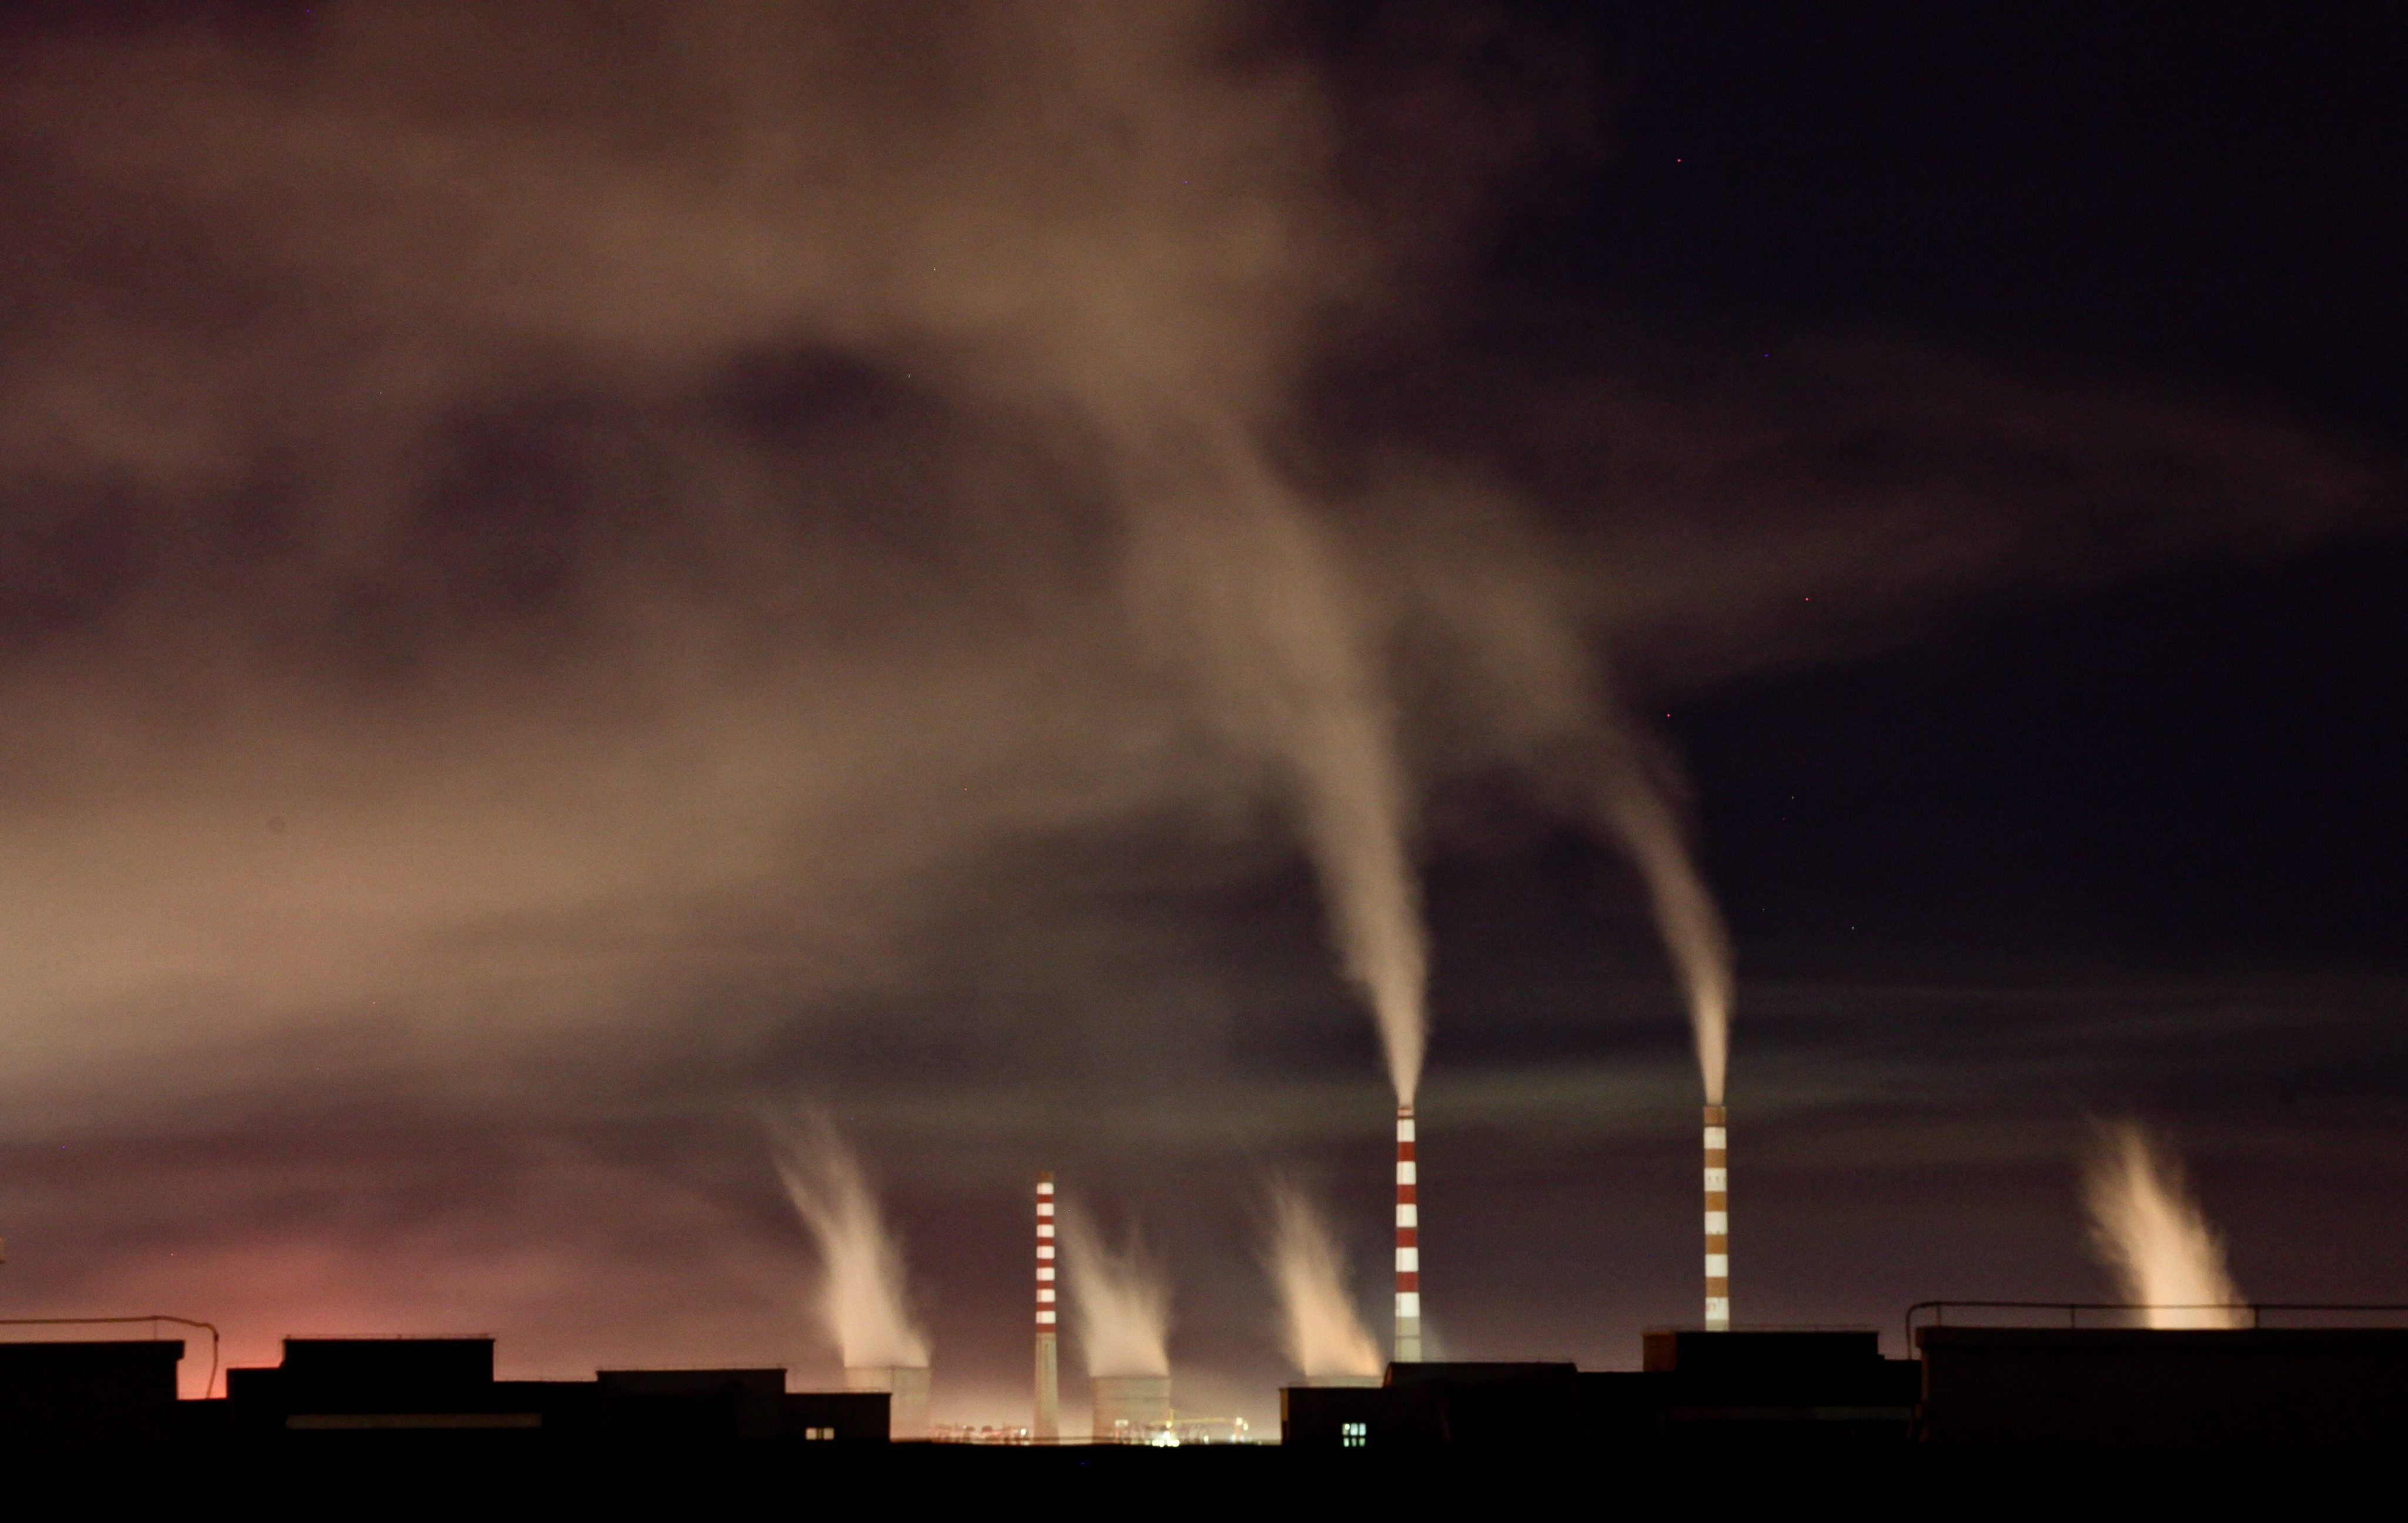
1,3 -> 2401,1429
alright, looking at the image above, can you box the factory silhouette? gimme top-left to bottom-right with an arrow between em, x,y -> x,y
8,1178 -> 2407,1477
8,1319 -> 2408,1505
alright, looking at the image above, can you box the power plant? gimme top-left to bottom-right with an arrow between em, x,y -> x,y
5,1135 -> 2400,1472
0,1056 -> 2373,1477
10,1309 -> 2405,1475
0,0 -> 2366,1505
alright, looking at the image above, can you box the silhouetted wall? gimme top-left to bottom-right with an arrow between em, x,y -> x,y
1284,1336 -> 1915,1452
0,1341 -> 183,1453
217,1338 -> 886,1445
1918,1327 -> 2408,1452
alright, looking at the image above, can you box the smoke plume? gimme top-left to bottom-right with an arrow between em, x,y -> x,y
1058,1201 -> 1172,1379
2083,1121 -> 2246,1329
1410,531 -> 1735,1103
0,1 -> 2367,1141
1263,1178 -> 1381,1378
773,1119 -> 929,1370
1126,464 -> 1429,1103
1593,743 -> 1734,1105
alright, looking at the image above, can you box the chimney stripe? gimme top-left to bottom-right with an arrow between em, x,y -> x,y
1704,1106 -> 1730,1331
1394,1105 -> 1423,1363
1035,1171 -> 1060,1441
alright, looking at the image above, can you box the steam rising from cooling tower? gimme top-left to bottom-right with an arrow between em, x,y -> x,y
2085,1121 -> 2247,1329
1058,1201 -> 1171,1378
1265,1180 -> 1381,1380
773,1120 -> 929,1370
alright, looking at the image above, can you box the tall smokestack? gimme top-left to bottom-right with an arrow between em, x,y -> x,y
1703,1105 -> 1730,1331
1394,1105 -> 1421,1362
1035,1172 -> 1059,1441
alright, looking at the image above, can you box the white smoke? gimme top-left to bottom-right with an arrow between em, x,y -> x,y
772,1118 -> 929,1369
2084,1121 -> 2246,1330
1263,1178 -> 1380,1378
1122,436 -> 1428,1105
1058,1200 -> 1172,1378
1412,536 -> 1734,1105
1591,737 -> 1734,1105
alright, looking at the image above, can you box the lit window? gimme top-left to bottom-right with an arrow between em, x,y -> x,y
805,1426 -> 835,1441
1341,1421 -> 1367,1448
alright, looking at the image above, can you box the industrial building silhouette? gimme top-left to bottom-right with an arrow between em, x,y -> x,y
5,1314 -> 2405,1466
0,1334 -> 887,1457
1286,1331 -> 1918,1452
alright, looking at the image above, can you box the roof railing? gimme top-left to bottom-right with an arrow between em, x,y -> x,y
1904,1300 -> 2408,1350
0,1314 -> 222,1398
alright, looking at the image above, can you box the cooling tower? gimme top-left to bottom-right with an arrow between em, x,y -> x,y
843,1364 -> 930,1439
1395,1104 -> 1422,1362
1034,1172 -> 1059,1442
1091,1374 -> 1172,1442
1704,1104 -> 1730,1331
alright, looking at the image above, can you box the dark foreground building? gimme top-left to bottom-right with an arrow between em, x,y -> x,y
10,1317 -> 2408,1495
1917,1325 -> 2408,1452
225,1337 -> 891,1446
1284,1331 -> 1917,1453
0,1335 -> 887,1455
0,1340 -> 185,1454
1283,1323 -> 2408,1457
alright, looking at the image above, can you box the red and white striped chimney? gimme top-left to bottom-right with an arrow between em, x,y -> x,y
1703,1105 -> 1730,1331
1394,1105 -> 1422,1363
1035,1172 -> 1059,1441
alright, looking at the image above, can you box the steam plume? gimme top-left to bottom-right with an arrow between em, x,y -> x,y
1410,532 -> 1734,1103
1125,450 -> 1428,1104
1593,740 -> 1734,1104
2084,1121 -> 2246,1329
772,1119 -> 929,1369
1264,1179 -> 1380,1378
1057,1200 -> 1171,1378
